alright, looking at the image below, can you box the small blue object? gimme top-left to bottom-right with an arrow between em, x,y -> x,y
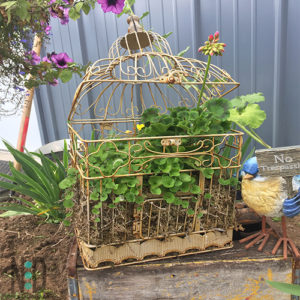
24,282 -> 32,290
24,261 -> 32,268
242,156 -> 258,175
283,188 -> 300,217
25,271 -> 32,279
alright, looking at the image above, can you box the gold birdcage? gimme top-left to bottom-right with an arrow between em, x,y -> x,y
68,15 -> 243,270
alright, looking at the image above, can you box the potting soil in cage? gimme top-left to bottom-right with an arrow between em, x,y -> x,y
68,15 -> 243,269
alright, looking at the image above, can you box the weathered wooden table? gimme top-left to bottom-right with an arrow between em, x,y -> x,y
67,229 -> 299,300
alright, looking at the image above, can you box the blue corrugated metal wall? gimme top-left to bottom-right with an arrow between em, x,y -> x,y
35,0 -> 300,148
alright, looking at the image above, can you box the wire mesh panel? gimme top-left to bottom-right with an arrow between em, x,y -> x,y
68,16 -> 242,269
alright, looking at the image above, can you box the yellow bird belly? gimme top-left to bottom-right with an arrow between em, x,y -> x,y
242,177 -> 287,217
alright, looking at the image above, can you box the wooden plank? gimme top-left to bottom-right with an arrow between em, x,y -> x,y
77,239 -> 293,300
256,145 -> 300,177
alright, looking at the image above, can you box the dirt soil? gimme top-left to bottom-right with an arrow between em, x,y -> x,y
0,215 -> 73,299
1,214 -> 300,299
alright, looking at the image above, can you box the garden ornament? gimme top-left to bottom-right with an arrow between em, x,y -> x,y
240,156 -> 300,259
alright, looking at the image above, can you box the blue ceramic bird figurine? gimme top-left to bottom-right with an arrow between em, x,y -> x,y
240,157 -> 300,259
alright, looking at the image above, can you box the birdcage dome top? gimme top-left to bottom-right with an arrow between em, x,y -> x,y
68,16 -> 239,139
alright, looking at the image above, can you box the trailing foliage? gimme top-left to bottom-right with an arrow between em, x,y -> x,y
0,0 -> 137,116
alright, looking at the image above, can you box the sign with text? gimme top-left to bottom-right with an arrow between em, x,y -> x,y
256,145 -> 300,177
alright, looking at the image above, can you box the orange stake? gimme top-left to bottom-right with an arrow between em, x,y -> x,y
14,35 -> 42,170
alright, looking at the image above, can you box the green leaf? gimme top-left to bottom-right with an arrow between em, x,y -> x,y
170,169 -> 181,177
197,212 -> 204,218
200,168 -> 214,179
65,191 -> 74,201
63,140 -> 69,169
8,162 -> 49,201
114,196 -> 123,203
0,211 -> 31,217
182,200 -> 189,209
230,93 -> 265,109
125,192 -> 136,202
205,98 -> 231,121
92,208 -> 100,215
63,220 -> 71,226
163,192 -> 175,204
190,185 -> 201,194
266,280 -> 300,296
159,163 -> 172,173
100,193 -> 108,201
82,3 -> 91,14
204,193 -> 212,199
162,176 -> 175,188
15,6 -> 28,20
187,208 -> 194,216
123,177 -> 138,188
218,178 -> 231,186
150,186 -> 162,195
174,179 -> 183,187
106,180 -> 118,190
63,198 -> 74,208
179,173 -> 192,183
0,1 -> 17,9
59,177 -> 75,189
162,32 -> 173,39
177,46 -> 190,57
140,11 -> 149,20
4,142 -> 58,203
229,104 -> 266,129
180,182 -> 190,193
114,183 -> 128,195
0,177 -> 48,206
69,7 -> 81,20
0,204 -> 37,215
141,107 -> 160,124
90,191 -> 99,201
136,196 -> 144,204
94,202 -> 102,209
75,2 -> 83,12
67,168 -> 77,176
149,176 -> 162,187
59,69 -> 73,83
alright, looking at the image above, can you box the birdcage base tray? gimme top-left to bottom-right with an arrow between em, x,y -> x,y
77,228 -> 233,270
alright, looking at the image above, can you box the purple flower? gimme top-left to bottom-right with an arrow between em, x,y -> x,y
41,21 -> 52,35
49,6 -> 60,18
97,0 -> 125,14
49,78 -> 59,86
59,8 -> 69,25
44,25 -> 52,35
19,71 -> 26,75
42,56 -> 52,63
25,50 -> 40,65
48,0 -> 56,4
14,86 -> 25,92
51,52 -> 73,68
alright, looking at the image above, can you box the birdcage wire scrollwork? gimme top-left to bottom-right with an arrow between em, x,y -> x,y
68,15 -> 243,269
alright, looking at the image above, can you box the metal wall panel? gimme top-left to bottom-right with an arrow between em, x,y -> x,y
35,0 -> 299,148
